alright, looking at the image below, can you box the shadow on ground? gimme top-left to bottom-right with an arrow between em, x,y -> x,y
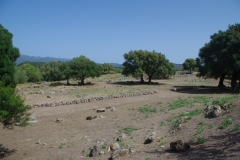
172,85 -> 239,95
145,130 -> 240,160
111,81 -> 166,86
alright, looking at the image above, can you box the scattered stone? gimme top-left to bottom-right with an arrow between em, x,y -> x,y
47,95 -> 52,98
144,132 -> 156,144
111,148 -> 129,160
111,107 -> 116,111
55,118 -> 65,123
117,133 -> 126,142
172,88 -> 177,91
170,140 -> 190,152
99,116 -> 106,119
221,103 -> 231,110
86,116 -> 98,120
89,139 -> 110,157
110,143 -> 120,151
97,108 -> 105,113
0,144 -> 16,158
204,105 -> 211,112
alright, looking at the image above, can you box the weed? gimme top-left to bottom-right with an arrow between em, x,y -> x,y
209,122 -> 214,129
219,117 -> 234,129
160,121 -> 165,127
232,124 -> 240,131
213,95 -> 237,106
23,152 -> 27,155
196,122 -> 205,135
59,145 -> 63,149
197,136 -> 205,144
120,141 -> 125,147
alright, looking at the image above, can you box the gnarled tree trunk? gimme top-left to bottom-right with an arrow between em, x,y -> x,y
218,74 -> 226,88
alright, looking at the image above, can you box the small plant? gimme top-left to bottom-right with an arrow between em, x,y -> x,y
59,145 -> 63,149
196,122 -> 205,135
23,152 -> 27,155
160,121 -> 165,127
219,117 -> 234,129
119,127 -> 137,136
168,98 -> 189,110
209,122 -> 214,129
120,141 -> 125,147
232,124 -> 240,131
197,136 -> 205,144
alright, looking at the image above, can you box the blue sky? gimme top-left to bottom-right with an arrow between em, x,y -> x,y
0,0 -> 239,64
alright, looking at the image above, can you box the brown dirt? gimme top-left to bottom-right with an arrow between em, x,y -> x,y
1,73 -> 240,160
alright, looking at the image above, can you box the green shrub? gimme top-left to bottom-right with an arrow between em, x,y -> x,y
0,87 -> 31,129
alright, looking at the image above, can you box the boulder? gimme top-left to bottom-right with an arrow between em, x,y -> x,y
89,139 -> 109,157
170,140 -> 190,152
212,105 -> 221,117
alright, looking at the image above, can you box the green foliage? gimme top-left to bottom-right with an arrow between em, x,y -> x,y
70,56 -> 101,85
122,50 -> 175,83
212,95 -> 237,106
0,24 -> 20,87
19,63 -> 42,82
219,117 -> 234,129
196,122 -> 205,135
197,136 -> 205,144
197,23 -> 240,87
100,63 -> 115,74
119,127 -> 137,136
14,67 -> 28,84
183,58 -> 196,72
232,124 -> 240,131
0,87 -> 31,129
41,61 -> 62,81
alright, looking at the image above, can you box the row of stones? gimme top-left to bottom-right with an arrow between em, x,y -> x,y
31,91 -> 157,108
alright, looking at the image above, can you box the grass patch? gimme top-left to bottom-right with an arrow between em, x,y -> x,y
168,98 -> 189,110
219,117 -> 234,129
232,124 -> 240,131
119,127 -> 138,136
197,136 -> 205,144
213,95 -> 237,106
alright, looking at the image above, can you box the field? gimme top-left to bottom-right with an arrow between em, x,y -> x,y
1,73 -> 240,160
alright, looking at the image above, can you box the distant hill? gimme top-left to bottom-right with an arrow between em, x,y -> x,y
16,54 -> 182,70
16,55 -> 70,65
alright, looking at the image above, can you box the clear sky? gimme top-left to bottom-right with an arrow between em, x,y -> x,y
0,0 -> 239,64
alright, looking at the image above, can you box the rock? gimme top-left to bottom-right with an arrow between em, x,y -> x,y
89,139 -> 109,157
110,143 -> 120,151
221,103 -> 231,110
111,107 -> 116,111
212,105 -> 221,117
172,88 -> 177,91
55,118 -> 65,123
117,133 -> 126,141
86,116 -> 98,120
204,105 -> 211,112
144,132 -> 156,144
47,95 -> 52,98
111,148 -> 129,160
170,140 -> 190,152
97,108 -> 105,112
99,116 -> 106,119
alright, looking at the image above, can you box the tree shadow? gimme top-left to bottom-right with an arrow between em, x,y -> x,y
111,81 -> 166,86
49,82 -> 96,87
144,130 -> 240,160
172,85 -> 239,95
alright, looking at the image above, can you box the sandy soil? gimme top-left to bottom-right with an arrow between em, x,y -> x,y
1,73 -> 240,160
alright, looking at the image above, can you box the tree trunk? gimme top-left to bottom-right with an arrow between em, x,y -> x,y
231,73 -> 238,90
148,74 -> 153,84
218,74 -> 226,88
81,76 -> 85,85
66,77 -> 70,85
140,74 -> 144,83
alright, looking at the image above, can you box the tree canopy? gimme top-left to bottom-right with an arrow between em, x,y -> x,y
0,24 -> 31,128
122,50 -> 175,83
70,56 -> 101,85
183,58 -> 196,72
0,24 -> 20,87
100,63 -> 115,74
197,23 -> 240,88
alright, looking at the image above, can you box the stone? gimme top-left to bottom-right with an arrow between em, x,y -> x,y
86,116 -> 98,120
111,148 -> 129,160
89,139 -> 109,157
144,132 -> 156,144
55,118 -> 65,123
170,140 -> 190,152
110,143 -> 120,151
204,105 -> 211,112
212,105 -> 221,117
97,108 -> 105,113
117,133 -> 126,141
47,95 -> 52,98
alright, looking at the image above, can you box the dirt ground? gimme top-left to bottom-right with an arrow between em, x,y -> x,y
1,73 -> 240,160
